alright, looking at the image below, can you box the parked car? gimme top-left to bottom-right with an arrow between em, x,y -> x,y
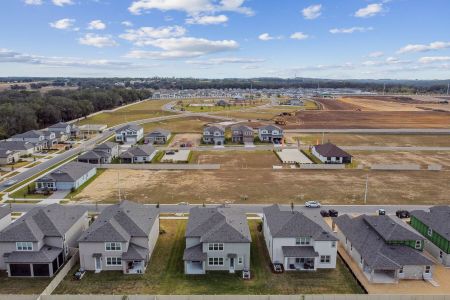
377,209 -> 386,216
396,210 -> 410,219
4,180 -> 17,187
328,209 -> 339,217
74,268 -> 86,280
305,201 -> 321,208
273,263 -> 284,273
320,210 -> 330,217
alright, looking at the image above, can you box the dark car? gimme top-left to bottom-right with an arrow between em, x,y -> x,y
320,210 -> 330,217
328,209 -> 339,217
396,210 -> 410,219
378,209 -> 386,216
273,263 -> 284,273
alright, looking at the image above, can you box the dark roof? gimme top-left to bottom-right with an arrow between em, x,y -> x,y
119,145 -> 156,158
94,142 -> 118,151
334,214 -> 433,270
146,129 -> 171,137
122,243 -> 148,260
116,124 -> 142,132
0,207 -> 10,220
183,244 -> 207,261
204,125 -> 225,133
0,149 -> 15,158
231,125 -> 253,132
263,204 -> 337,241
5,245 -> 62,263
48,122 -> 69,129
78,200 -> 159,242
11,130 -> 44,139
186,206 -> 251,243
313,143 -> 351,158
0,204 -> 87,242
259,125 -> 283,132
0,141 -> 35,151
78,150 -> 104,160
282,246 -> 319,257
37,162 -> 96,183
410,206 -> 450,240
363,215 -> 423,242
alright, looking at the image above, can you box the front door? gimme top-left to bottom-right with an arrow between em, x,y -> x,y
95,257 -> 102,273
229,258 -> 235,273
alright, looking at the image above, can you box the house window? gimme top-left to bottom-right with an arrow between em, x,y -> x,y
345,238 -> 348,245
399,267 -> 404,274
16,242 -> 33,251
440,251 -> 443,259
208,257 -> 224,266
320,255 -> 331,263
105,242 -> 122,251
331,241 -> 336,248
425,266 -> 431,273
427,228 -> 433,236
415,240 -> 422,249
238,257 -> 243,264
295,237 -> 311,245
106,257 -> 122,266
208,243 -> 224,251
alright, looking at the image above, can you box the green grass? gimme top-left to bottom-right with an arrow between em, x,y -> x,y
65,168 -> 106,199
151,151 -> 165,163
24,161 -> 42,168
4,199 -> 41,204
54,220 -> 364,295
0,271 -> 51,295
9,182 -> 50,199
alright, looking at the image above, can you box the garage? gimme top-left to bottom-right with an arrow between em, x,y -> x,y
33,264 -> 50,277
9,264 -> 31,277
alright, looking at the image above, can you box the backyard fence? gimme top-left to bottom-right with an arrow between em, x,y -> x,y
299,164 -> 345,170
370,164 -> 443,171
101,164 -> 220,170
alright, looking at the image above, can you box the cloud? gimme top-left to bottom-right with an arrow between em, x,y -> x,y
186,57 -> 265,65
186,14 -> 228,25
121,21 -> 133,27
52,0 -> 74,6
418,56 -> 450,64
397,41 -> 450,54
329,27 -> 373,34
362,57 -> 411,66
120,26 -> 187,46
355,3 -> 383,18
258,33 -> 282,41
290,32 -> 309,40
368,51 -> 384,58
78,33 -> 118,48
124,37 -> 239,59
24,0 -> 43,5
49,18 -> 76,30
302,4 -> 322,20
87,20 -> 106,30
128,0 -> 254,16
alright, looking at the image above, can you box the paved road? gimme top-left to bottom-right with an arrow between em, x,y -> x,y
284,129 -> 450,134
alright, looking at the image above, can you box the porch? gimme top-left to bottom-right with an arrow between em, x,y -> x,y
282,246 -> 319,271
183,244 -> 207,275
124,260 -> 145,274
185,261 -> 205,275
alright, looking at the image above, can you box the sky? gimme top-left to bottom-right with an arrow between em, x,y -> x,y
0,0 -> 449,79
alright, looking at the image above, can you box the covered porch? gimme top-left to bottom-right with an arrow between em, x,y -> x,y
5,246 -> 63,277
122,243 -> 148,275
183,244 -> 206,275
282,246 -> 319,271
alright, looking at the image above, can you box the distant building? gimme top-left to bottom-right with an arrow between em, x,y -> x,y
78,124 -> 107,135
78,142 -> 119,165
0,149 -> 19,165
8,130 -> 56,149
48,122 -> 71,142
311,143 -> 352,164
0,141 -> 37,156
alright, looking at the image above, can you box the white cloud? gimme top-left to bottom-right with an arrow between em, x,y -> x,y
397,41 -> 450,54
302,4 -> 322,20
355,3 -> 383,18
258,33 -> 281,41
49,18 -> 76,30
186,14 -> 228,25
24,0 -> 43,5
52,0 -> 74,6
186,57 -> 265,65
122,21 -> 133,27
120,26 -> 187,46
78,33 -> 118,48
368,51 -> 384,58
329,27 -> 373,34
418,56 -> 450,64
290,32 -> 309,40
125,37 -> 239,59
87,20 -> 106,30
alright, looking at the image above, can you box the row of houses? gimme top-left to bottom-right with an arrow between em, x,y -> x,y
203,124 -> 284,146
0,203 -> 448,279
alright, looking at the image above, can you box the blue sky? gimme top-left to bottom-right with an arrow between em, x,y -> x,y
0,0 -> 449,79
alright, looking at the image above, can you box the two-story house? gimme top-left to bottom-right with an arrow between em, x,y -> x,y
0,141 -> 37,156
144,129 -> 171,145
258,125 -> 284,143
78,201 -> 159,274
202,126 -> 225,146
231,125 -> 254,144
115,124 -> 144,144
183,206 -> 251,275
410,206 -> 450,267
0,204 -> 88,277
47,122 -> 71,142
77,142 -> 119,165
262,204 -> 338,271
334,214 -> 434,283
8,130 -> 48,150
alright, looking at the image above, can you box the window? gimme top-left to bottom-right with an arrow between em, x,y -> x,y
208,243 -> 224,251
427,228 -> 433,237
106,257 -> 122,266
238,257 -> 243,264
425,266 -> 431,273
208,257 -> 224,266
295,237 -> 311,245
331,241 -> 336,248
320,255 -> 331,263
105,242 -> 122,251
415,240 -> 422,249
16,242 -> 33,251
345,238 -> 348,245
399,267 -> 404,274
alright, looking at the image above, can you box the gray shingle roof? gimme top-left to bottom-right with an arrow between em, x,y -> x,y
94,142 -> 118,151
0,141 -> 35,151
48,122 -> 69,129
183,244 -> 207,261
78,150 -> 104,160
37,162 -> 96,183
0,207 -> 10,220
263,204 -> 337,241
313,143 -> 351,158
334,214 -> 433,270
78,200 -> 158,243
116,124 -> 142,133
119,145 -> 156,158
146,129 -> 171,138
0,149 -> 15,158
11,130 -> 44,139
5,245 -> 62,263
0,204 -> 87,242
231,125 -> 253,133
259,125 -> 283,132
282,246 -> 319,257
186,206 -> 251,243
363,215 -> 423,242
122,243 -> 149,260
204,125 -> 225,134
410,206 -> 450,240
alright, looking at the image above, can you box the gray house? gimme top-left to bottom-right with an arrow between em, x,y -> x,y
48,122 -> 71,138
263,204 -> 338,271
258,125 -> 283,143
115,124 -> 144,144
119,145 -> 157,163
334,214 -> 433,283
144,129 -> 171,145
78,142 -> 119,165
9,130 -> 56,149
0,204 -> 88,277
0,149 -> 19,165
78,201 -> 159,274
0,207 -> 11,232
203,126 -> 225,145
183,206 -> 251,275
231,125 -> 254,144
0,141 -> 37,156
35,162 -> 97,192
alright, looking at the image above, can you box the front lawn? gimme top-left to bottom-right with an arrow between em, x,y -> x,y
54,220 -> 364,295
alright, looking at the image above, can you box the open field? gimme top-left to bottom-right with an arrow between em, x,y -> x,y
142,116 -> 215,133
0,271 -> 50,294
352,151 -> 450,168
191,150 -> 280,169
315,98 -> 363,111
339,97 -> 422,111
169,133 -> 202,148
176,99 -> 268,113
54,220 -> 363,295
77,100 -> 175,127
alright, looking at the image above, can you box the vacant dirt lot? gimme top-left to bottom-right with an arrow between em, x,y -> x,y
315,98 -> 362,111
142,116 -> 214,133
352,151 -> 450,168
168,133 -> 202,147
191,150 -> 280,169
340,97 -> 422,111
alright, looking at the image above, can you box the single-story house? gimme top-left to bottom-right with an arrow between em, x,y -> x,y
183,206 -> 251,275
77,142 -> 119,165
0,204 -> 88,277
410,206 -> 450,267
231,125 -> 254,144
35,162 -> 97,192
8,130 -> 55,149
263,204 -> 338,271
0,149 -> 19,165
311,143 -> 352,164
203,126 -> 225,145
78,200 -> 159,274
144,129 -> 171,145
0,141 -> 37,156
119,145 -> 157,163
47,122 -> 71,142
78,124 -> 107,135
334,214 -> 434,283
258,125 -> 284,143
115,124 -> 144,144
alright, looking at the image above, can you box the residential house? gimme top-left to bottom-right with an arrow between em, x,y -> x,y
119,145 -> 157,163
231,125 -> 254,144
78,200 -> 159,274
48,122 -> 71,142
410,206 -> 450,266
216,99 -> 229,107
115,124 -> 144,144
70,124 -> 80,138
183,206 -> 251,275
0,149 -> 19,165
0,141 -> 36,156
8,130 -> 56,149
202,126 -> 225,146
311,142 -> 352,164
0,207 -> 11,232
77,142 -> 119,165
35,162 -> 97,192
78,124 -> 107,136
144,129 -> 171,145
0,204 -> 88,277
262,204 -> 338,271
334,214 -> 433,283
258,125 -> 284,143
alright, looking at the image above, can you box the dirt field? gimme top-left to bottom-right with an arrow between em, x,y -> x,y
352,151 -> 450,168
339,97 -> 422,111
169,133 -> 202,147
142,116 -> 215,133
191,150 -> 280,169
315,98 -> 362,111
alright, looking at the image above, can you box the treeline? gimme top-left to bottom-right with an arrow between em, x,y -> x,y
0,88 -> 152,139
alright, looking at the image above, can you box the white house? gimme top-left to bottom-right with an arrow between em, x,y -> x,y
311,142 -> 352,164
35,162 -> 97,192
115,125 -> 144,144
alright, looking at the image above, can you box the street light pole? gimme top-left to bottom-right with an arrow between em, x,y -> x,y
364,174 -> 369,205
